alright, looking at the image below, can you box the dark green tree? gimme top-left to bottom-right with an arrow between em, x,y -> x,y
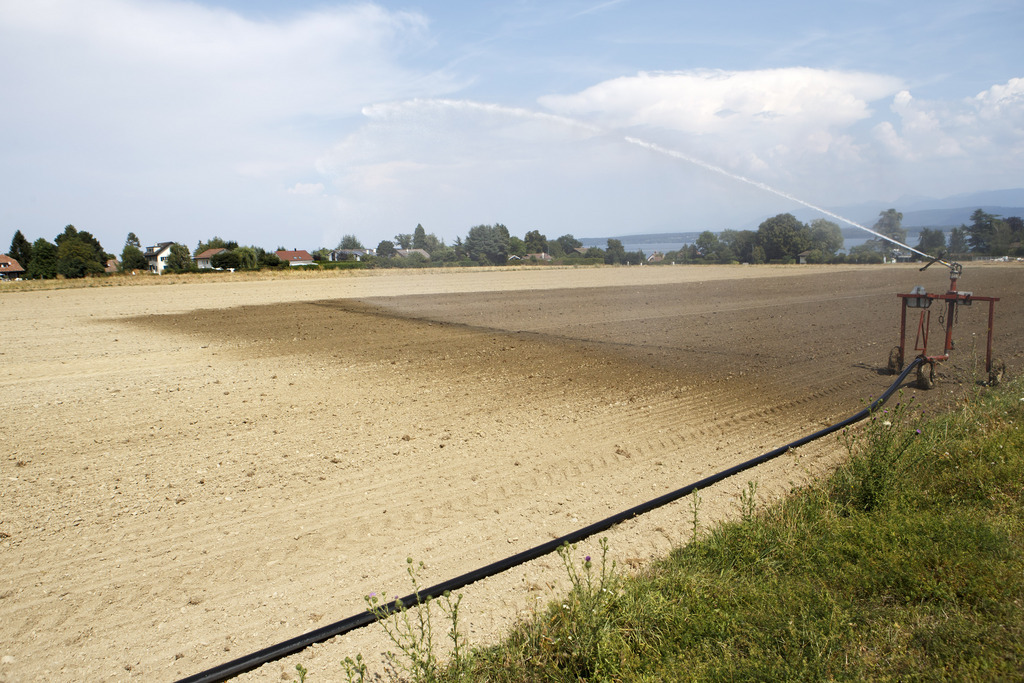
757,213 -> 810,262
695,231 -> 721,258
412,224 -> 427,250
26,238 -> 58,279
948,227 -> 969,255
7,230 -> 33,272
234,246 -> 258,269
211,250 -> 241,270
524,230 -> 548,254
125,232 -> 141,248
720,229 -> 757,263
967,209 -> 999,253
1006,216 -> 1023,244
165,243 -> 195,272
54,224 -> 78,247
429,244 -> 456,262
421,232 -> 444,255
56,225 -> 101,256
257,248 -> 283,268
54,225 -> 105,278
809,219 -> 843,256
989,216 -> 1013,256
57,238 -> 104,278
857,209 -> 905,256
605,238 -> 627,264
915,228 -> 946,255
338,234 -> 364,250
56,225 -> 108,264
376,240 -> 397,258
625,250 -> 646,265
508,236 -> 526,258
194,236 -> 236,256
121,243 -> 148,271
394,233 -> 413,249
873,209 -> 906,243
555,234 -> 582,256
465,224 -> 510,265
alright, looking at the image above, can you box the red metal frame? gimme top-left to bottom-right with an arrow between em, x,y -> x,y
895,263 -> 999,372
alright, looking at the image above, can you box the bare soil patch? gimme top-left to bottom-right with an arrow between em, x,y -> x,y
1,264 -> 1021,682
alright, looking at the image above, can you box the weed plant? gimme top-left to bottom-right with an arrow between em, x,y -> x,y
433,379 -> 1024,681
343,557 -> 467,683
832,395 -> 923,512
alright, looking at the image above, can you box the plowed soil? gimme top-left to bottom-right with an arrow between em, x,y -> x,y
1,264 -> 1021,682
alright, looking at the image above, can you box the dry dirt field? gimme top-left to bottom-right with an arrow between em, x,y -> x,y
1,263 -> 1022,682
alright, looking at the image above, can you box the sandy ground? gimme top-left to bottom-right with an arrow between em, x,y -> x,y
1,263 -> 1021,682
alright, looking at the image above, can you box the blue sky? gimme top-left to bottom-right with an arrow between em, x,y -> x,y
1,0 -> 1021,253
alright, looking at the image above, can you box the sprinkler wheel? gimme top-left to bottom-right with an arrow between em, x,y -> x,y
916,362 -> 935,390
988,359 -> 1005,386
887,346 -> 904,375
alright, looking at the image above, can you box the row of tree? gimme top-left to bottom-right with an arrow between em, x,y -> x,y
324,224 -> 602,266
6,207 -> 1021,278
655,215 -> 846,265
7,226 -> 113,279
662,208 -> 1023,266
191,237 -> 285,270
323,224 -> 644,266
851,208 -> 1023,261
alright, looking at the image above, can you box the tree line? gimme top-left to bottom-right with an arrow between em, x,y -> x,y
6,207 -> 1021,279
848,208 -> 1023,262
6,225 -> 113,279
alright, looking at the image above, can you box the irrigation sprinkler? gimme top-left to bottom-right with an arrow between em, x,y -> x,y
886,257 -> 1003,389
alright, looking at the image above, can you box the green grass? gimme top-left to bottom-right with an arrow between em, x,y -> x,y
432,380 -> 1024,682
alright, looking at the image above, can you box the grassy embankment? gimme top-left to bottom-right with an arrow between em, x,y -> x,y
351,378 -> 1023,682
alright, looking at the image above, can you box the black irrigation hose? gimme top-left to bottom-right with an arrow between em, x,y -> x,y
178,357 -> 923,683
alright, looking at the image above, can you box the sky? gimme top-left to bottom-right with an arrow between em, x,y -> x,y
1,0 -> 1022,253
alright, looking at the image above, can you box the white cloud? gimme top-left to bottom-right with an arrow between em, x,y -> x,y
0,0 -> 438,125
536,68 -> 905,187
974,77 -> 1024,117
538,69 -> 903,133
872,78 -> 1024,180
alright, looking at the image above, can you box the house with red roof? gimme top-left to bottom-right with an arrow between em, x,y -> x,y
194,248 -> 227,270
0,254 -> 25,280
275,250 -> 314,266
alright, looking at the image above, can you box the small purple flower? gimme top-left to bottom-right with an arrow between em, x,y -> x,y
916,429 -> 922,434
585,556 -> 591,562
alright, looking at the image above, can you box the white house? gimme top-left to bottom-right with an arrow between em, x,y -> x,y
145,242 -> 174,274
